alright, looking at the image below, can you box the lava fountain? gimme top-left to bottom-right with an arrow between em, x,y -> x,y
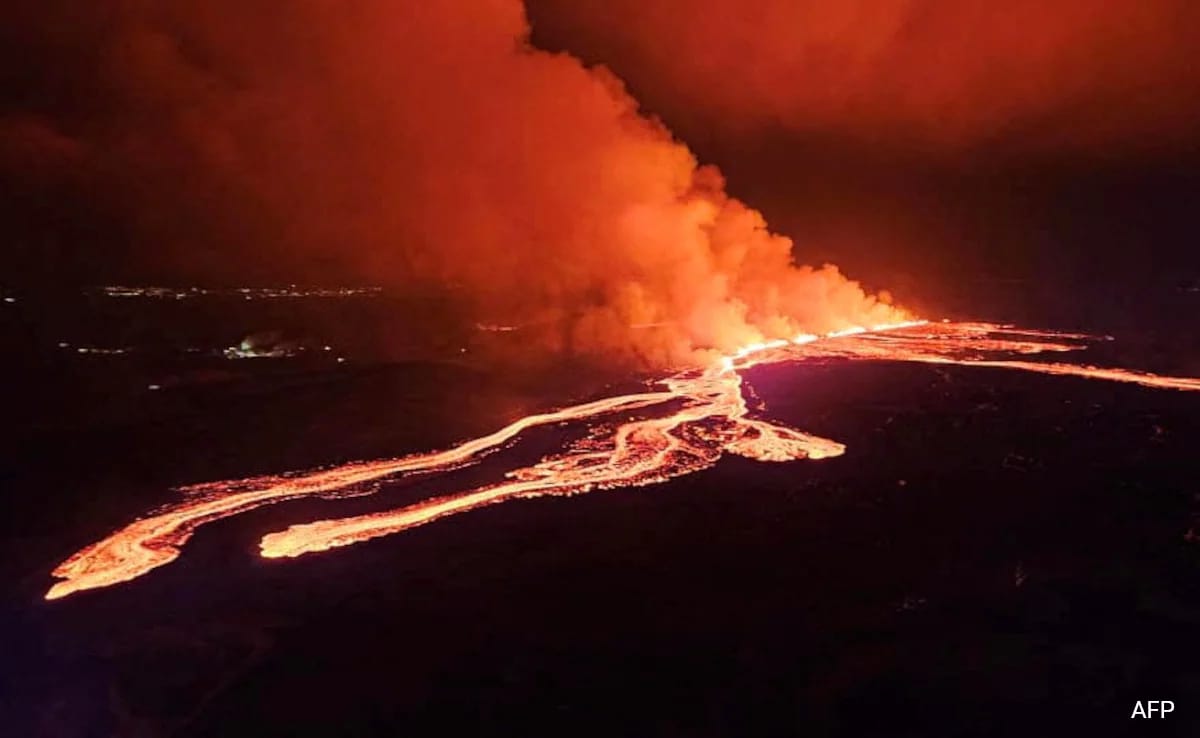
45,321 -> 1200,601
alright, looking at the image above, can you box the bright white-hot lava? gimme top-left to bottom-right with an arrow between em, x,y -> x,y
45,321 -> 1200,600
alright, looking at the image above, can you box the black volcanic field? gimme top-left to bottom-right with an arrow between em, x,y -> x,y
2,291 -> 1200,737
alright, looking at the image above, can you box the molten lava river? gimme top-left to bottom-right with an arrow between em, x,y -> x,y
45,321 -> 1200,601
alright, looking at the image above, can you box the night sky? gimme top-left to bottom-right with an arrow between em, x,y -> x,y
524,1 -> 1200,301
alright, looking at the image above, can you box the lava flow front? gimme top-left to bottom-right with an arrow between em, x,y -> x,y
45,321 -> 1200,600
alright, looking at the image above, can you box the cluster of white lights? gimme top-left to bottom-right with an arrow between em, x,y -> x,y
96,285 -> 382,299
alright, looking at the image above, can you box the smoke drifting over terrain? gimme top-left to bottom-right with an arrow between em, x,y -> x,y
0,0 -> 905,367
529,0 -> 1200,154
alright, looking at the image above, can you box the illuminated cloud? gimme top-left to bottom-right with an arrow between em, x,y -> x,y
1,0 -> 906,366
529,0 -> 1200,154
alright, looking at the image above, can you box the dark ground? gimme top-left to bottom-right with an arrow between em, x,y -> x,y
2,288 -> 1200,737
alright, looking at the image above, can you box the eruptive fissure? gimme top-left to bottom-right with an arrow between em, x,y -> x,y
45,321 -> 1200,601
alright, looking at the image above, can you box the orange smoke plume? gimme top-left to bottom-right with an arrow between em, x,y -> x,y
1,0 -> 906,366
529,0 -> 1200,153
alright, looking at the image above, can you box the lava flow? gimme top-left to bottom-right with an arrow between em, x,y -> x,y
45,321 -> 1200,600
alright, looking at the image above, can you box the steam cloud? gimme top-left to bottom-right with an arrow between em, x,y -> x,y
1,0 -> 907,366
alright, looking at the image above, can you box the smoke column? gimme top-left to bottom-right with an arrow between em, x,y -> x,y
0,0 -> 905,366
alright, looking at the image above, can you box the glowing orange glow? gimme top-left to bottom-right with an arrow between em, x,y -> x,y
783,322 -> 1200,392
46,321 -> 1200,600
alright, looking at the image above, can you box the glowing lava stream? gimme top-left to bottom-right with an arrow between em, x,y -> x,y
45,321 -> 1200,600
